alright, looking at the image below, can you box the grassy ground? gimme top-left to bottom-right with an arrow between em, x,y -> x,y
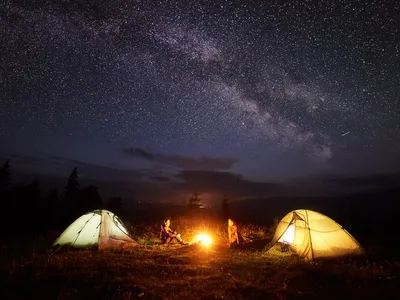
1,218 -> 400,299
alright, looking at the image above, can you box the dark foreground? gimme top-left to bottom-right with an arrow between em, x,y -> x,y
1,241 -> 399,300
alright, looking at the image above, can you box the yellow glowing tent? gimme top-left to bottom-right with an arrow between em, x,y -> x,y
53,209 -> 138,250
267,209 -> 363,260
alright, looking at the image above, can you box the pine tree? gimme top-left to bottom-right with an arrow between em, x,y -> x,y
65,167 -> 80,198
221,195 -> 230,220
63,167 -> 80,221
78,185 -> 102,214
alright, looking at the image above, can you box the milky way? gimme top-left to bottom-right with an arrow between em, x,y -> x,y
1,0 -> 399,181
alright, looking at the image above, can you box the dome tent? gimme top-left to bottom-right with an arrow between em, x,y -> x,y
266,209 -> 364,260
53,209 -> 137,250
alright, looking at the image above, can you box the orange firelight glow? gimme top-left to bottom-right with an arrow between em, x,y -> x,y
195,234 -> 212,246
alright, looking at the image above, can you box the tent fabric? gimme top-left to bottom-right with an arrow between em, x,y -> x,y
53,209 -> 137,249
269,209 -> 363,260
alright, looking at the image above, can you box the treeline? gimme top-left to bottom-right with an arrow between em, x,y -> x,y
0,160 -> 125,237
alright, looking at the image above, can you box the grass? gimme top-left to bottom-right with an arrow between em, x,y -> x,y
1,218 -> 399,299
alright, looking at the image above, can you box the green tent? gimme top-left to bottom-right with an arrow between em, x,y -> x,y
53,209 -> 137,249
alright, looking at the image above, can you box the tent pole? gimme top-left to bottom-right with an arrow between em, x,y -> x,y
305,210 -> 314,261
97,210 -> 104,249
71,212 -> 96,247
263,214 -> 295,253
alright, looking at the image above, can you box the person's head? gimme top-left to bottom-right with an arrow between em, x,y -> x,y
228,218 -> 235,226
164,218 -> 171,227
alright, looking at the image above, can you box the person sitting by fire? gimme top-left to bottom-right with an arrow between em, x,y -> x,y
228,218 -> 252,248
228,218 -> 240,247
160,218 -> 188,245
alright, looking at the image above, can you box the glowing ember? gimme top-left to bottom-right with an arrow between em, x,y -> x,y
195,234 -> 212,246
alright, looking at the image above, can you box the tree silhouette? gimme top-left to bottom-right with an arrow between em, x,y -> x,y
26,178 -> 43,230
0,160 -> 11,230
63,167 -> 80,221
106,196 -> 123,216
44,188 -> 59,228
0,159 -> 11,192
78,185 -> 102,214
10,178 -> 43,233
65,167 -> 80,198
221,194 -> 230,220
29,177 -> 40,197
188,191 -> 202,210
45,188 -> 59,208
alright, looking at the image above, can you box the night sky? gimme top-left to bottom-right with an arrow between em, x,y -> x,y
1,1 -> 399,202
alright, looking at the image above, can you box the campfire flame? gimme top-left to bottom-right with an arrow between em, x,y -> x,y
195,234 -> 212,246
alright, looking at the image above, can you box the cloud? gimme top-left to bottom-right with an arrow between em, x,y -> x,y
6,152 -> 395,204
0,153 -> 146,183
148,175 -> 171,182
2,153 -> 43,165
47,156 -> 147,182
321,172 -> 400,189
172,170 -> 279,200
0,152 -> 278,203
123,148 -> 237,170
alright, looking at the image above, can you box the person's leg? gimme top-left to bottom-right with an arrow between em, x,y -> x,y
175,234 -> 188,245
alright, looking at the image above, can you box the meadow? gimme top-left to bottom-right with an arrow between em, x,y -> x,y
1,217 -> 399,299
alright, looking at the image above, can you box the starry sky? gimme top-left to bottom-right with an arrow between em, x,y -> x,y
1,0 -> 399,202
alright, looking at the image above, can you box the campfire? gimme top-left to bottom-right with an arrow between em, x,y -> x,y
194,234 -> 212,246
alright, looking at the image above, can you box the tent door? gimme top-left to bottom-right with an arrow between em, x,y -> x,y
278,223 -> 296,245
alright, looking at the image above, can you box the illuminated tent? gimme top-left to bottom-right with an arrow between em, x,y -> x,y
267,209 -> 363,260
53,209 -> 138,250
